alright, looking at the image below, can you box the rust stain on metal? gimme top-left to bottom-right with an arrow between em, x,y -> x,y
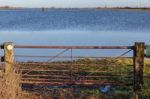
14,45 -> 133,49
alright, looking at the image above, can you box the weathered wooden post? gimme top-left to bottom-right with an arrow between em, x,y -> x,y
4,42 -> 14,75
4,42 -> 18,99
133,42 -> 145,91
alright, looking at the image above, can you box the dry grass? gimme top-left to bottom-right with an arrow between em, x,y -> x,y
0,67 -> 43,99
0,69 -> 22,99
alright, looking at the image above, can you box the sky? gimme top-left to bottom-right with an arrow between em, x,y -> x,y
0,0 -> 150,8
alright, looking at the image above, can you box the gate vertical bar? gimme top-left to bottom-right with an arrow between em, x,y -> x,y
133,42 -> 145,91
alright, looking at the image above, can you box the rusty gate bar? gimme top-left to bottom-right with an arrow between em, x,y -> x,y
14,45 -> 134,49
14,55 -> 132,58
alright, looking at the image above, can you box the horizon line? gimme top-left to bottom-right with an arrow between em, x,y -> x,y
0,5 -> 150,9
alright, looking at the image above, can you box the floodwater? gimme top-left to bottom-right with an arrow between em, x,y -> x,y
0,9 -> 150,60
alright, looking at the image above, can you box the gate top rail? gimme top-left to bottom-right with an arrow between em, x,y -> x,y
12,45 -> 134,49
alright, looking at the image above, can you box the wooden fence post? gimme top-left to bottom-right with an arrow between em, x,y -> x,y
4,43 -> 20,99
4,42 -> 14,75
133,42 -> 145,91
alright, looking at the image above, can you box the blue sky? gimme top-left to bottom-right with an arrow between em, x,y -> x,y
0,0 -> 149,8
